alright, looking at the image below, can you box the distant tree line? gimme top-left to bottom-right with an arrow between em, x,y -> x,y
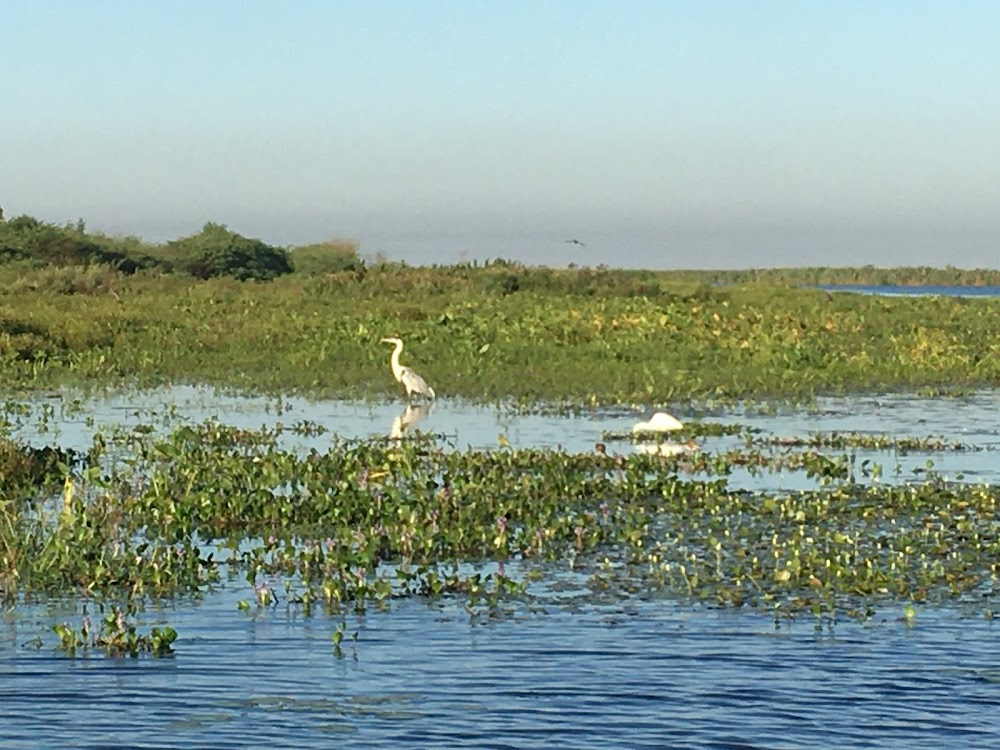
0,207 -> 352,282
1,205 -> 997,288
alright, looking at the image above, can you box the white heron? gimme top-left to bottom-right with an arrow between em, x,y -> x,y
631,412 -> 684,434
380,337 -> 436,402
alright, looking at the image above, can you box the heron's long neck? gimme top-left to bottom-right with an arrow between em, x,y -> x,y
389,341 -> 404,380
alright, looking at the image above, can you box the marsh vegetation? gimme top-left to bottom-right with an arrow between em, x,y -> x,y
2,212 -> 1000,665
2,212 -> 1000,404
3,387 -> 1000,667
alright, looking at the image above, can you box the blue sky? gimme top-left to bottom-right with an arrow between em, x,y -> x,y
2,1 -> 998,268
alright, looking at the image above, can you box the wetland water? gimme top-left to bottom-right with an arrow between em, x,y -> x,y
4,386 -> 1000,748
817,283 -> 1000,298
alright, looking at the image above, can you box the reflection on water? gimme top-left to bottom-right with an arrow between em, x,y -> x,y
633,439 -> 699,458
817,283 -> 1000,298
4,385 -> 1000,748
388,402 -> 432,439
4,384 -> 1000,489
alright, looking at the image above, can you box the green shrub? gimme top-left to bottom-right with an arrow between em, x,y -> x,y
166,223 -> 293,282
291,238 -> 365,277
0,215 -> 160,273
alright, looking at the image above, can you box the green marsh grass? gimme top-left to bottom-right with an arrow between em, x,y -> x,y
2,263 -> 1000,404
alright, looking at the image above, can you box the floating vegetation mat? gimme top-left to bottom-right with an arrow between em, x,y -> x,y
603,422 -> 988,452
754,432 -> 986,452
602,420 -> 755,441
4,415 -> 1000,649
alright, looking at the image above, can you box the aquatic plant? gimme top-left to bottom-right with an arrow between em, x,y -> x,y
602,420 -> 755,441
53,604 -> 177,657
0,435 -> 78,494
754,432 -> 982,453
4,418 -> 999,636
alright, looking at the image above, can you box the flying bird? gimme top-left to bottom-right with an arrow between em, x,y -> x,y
563,239 -> 586,247
380,337 -> 436,402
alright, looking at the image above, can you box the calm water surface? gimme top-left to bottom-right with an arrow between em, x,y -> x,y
816,284 -> 1000,298
9,384 -> 1000,488
3,386 -> 1000,748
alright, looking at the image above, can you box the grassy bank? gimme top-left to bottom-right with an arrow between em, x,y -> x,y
2,210 -> 1000,403
2,261 -> 1000,404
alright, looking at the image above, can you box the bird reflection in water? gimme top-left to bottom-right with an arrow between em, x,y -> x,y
389,402 -> 433,440
633,439 -> 699,457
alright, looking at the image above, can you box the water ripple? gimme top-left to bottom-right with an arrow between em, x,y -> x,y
5,389 -> 1000,745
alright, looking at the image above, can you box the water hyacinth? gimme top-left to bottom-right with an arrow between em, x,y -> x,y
3,417 -> 1000,637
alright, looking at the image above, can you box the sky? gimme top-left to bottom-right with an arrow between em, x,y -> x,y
2,1 -> 998,269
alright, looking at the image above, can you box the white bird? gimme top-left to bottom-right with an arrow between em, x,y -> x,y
631,412 -> 683,434
381,337 -> 436,402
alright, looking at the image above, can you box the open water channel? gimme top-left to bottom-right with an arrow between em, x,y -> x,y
3,386 -> 1000,748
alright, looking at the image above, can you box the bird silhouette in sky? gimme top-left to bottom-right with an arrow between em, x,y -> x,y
563,239 -> 586,247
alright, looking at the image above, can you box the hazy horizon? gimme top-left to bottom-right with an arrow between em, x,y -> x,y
3,2 -> 997,269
